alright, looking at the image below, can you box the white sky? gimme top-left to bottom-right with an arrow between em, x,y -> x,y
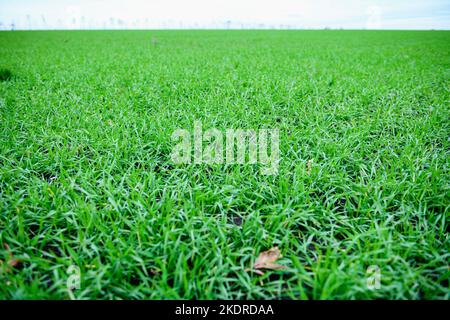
0,0 -> 449,30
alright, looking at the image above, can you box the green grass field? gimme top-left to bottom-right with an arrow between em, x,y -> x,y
0,30 -> 449,299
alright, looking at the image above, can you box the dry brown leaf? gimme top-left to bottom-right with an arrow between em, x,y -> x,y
2,244 -> 20,272
8,257 -> 19,268
246,246 -> 286,274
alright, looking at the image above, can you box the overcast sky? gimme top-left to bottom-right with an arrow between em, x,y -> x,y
1,0 -> 449,30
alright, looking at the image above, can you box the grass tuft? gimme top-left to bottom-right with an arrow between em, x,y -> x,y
0,68 -> 12,81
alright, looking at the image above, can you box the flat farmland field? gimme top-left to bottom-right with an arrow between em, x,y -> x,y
0,30 -> 449,299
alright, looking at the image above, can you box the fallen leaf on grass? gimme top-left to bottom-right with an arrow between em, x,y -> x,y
1,244 -> 20,273
245,246 -> 286,275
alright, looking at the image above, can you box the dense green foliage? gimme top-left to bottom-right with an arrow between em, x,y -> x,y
0,30 -> 449,299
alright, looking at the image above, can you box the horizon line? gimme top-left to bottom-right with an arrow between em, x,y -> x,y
2,27 -> 450,31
